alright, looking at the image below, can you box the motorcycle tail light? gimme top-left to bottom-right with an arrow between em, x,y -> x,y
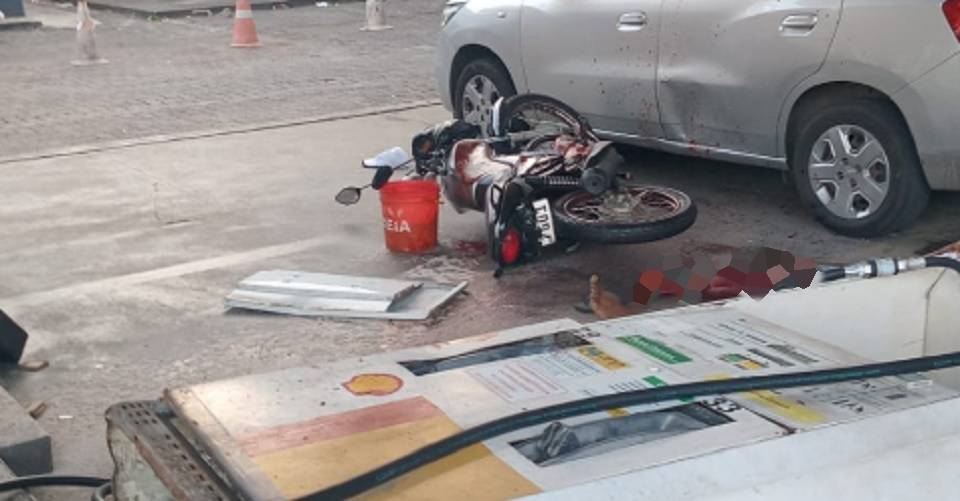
500,228 -> 522,265
945,0 -> 960,42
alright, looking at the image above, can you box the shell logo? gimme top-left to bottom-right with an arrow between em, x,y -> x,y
383,208 -> 412,233
342,373 -> 404,397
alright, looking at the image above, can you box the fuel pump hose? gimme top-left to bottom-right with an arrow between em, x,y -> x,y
0,475 -> 109,494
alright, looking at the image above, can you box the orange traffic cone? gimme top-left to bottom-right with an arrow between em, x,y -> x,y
231,0 -> 261,48
72,0 -> 108,66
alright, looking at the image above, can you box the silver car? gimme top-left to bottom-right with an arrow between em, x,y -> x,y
435,0 -> 960,237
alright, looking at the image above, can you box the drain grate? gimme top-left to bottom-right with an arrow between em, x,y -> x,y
106,401 -> 237,501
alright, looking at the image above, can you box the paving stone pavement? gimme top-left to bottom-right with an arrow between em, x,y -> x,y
1,0 -> 445,158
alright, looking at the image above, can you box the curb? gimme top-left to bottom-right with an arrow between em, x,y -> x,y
86,0 -> 345,18
0,388 -> 51,477
0,100 -> 443,166
0,17 -> 41,30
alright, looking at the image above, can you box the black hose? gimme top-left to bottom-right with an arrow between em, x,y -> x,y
926,256 -> 960,273
0,475 -> 109,493
91,480 -> 113,501
298,258 -> 960,501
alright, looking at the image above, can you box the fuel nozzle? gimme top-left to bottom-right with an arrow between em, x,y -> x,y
820,256 -> 935,282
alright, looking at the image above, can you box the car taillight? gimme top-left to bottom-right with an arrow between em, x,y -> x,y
945,0 -> 960,42
500,228 -> 522,265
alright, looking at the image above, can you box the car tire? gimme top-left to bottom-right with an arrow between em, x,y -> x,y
790,98 -> 929,238
453,58 -> 517,135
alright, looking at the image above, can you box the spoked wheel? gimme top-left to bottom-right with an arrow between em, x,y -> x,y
496,94 -> 597,145
552,185 -> 697,244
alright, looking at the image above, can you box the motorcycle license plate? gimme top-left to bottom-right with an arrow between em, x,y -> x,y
533,198 -> 557,247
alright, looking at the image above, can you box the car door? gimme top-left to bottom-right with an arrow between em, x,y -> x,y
520,0 -> 664,137
657,0 -> 842,158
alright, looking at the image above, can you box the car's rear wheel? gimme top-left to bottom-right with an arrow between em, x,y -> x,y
790,99 -> 929,238
453,58 -> 516,136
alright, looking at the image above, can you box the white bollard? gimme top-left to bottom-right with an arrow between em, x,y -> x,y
72,0 -> 108,66
361,0 -> 392,31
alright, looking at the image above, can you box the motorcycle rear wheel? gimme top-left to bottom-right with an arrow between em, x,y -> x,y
496,94 -> 597,142
551,185 -> 697,244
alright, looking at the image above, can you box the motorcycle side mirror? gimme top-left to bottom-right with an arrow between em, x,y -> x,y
363,146 -> 412,169
371,165 -> 394,190
335,187 -> 362,205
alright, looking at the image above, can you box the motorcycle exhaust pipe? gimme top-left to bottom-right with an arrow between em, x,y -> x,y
580,143 -> 623,195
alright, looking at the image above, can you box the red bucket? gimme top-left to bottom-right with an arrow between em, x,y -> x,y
379,180 -> 440,253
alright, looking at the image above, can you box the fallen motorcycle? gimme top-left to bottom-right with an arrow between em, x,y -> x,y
336,94 -> 697,271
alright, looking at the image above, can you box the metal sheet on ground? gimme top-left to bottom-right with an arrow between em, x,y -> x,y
224,270 -> 468,320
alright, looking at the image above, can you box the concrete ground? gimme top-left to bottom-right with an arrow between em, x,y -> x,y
2,0 -> 441,159
3,2 -> 960,499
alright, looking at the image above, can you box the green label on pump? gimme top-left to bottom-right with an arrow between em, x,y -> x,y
619,335 -> 692,364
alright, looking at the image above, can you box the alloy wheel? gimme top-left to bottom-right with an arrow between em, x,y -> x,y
807,124 -> 890,220
460,75 -> 500,136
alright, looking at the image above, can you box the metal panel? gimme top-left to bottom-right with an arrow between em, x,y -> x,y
732,269 -> 943,362
230,270 -> 421,313
226,274 -> 467,320
435,0 -> 526,109
658,0 -> 842,156
225,271 -> 467,320
520,0 -> 663,137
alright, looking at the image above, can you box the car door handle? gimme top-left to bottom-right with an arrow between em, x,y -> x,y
618,12 -> 647,32
780,14 -> 818,35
